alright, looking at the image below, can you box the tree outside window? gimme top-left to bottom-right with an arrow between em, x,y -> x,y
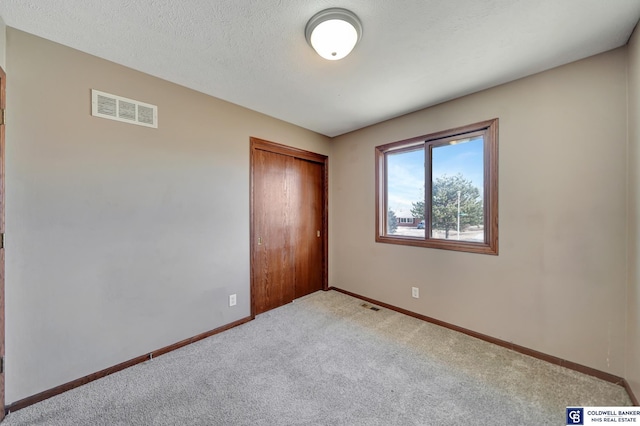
375,119 -> 498,255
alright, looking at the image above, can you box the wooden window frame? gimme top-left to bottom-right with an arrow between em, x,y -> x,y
375,118 -> 498,255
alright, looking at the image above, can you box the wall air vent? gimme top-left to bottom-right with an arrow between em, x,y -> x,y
91,89 -> 157,128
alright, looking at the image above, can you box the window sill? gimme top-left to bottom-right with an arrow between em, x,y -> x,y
375,235 -> 498,255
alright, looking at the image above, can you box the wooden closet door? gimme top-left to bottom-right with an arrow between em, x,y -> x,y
253,149 -> 296,314
292,158 -> 324,299
251,138 -> 327,316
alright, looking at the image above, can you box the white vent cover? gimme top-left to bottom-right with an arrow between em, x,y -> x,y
91,90 -> 157,128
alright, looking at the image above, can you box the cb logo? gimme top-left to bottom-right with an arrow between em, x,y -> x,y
566,408 -> 584,425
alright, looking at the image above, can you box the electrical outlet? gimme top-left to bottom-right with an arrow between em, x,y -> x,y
229,294 -> 237,307
412,287 -> 419,299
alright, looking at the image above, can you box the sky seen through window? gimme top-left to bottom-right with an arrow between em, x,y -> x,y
386,136 -> 484,217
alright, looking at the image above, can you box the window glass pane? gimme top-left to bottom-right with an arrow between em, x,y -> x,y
386,148 -> 425,237
431,136 -> 484,242
375,119 -> 498,254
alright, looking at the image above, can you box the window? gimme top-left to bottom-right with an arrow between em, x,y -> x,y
375,119 -> 498,255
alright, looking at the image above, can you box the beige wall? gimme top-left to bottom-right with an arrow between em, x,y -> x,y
627,24 -> 640,399
4,29 -> 330,403
331,48 -> 629,376
0,17 -> 5,71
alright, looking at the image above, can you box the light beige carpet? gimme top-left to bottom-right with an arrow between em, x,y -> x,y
2,290 -> 631,425
309,290 -> 631,410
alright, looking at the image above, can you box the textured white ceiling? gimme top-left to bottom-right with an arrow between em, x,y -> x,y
1,0 -> 639,137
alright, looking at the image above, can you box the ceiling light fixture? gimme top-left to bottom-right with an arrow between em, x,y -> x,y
305,8 -> 362,61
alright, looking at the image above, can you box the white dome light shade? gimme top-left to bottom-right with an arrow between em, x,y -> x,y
310,19 -> 358,60
305,8 -> 362,61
